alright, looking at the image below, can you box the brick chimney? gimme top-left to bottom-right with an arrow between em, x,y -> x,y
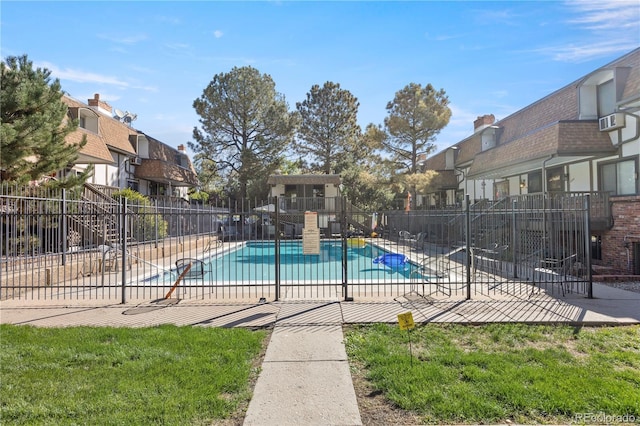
473,114 -> 495,133
88,93 -> 113,116
177,144 -> 186,153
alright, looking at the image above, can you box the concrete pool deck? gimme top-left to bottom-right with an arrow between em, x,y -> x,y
2,283 -> 639,425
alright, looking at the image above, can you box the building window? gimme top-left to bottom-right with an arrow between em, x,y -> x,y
312,185 -> 324,198
455,189 -> 464,205
597,79 -> 615,117
599,158 -> 638,195
78,109 -> 98,133
591,235 -> 602,261
494,180 -> 509,199
547,166 -> 565,192
150,182 -> 165,196
284,184 -> 296,197
127,180 -> 139,192
527,171 -> 542,193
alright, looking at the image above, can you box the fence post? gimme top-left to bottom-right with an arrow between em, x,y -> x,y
121,196 -> 127,304
342,196 -> 352,301
465,195 -> 472,300
61,188 -> 67,266
274,196 -> 280,302
584,195 -> 593,299
512,198 -> 518,278
154,199 -> 159,249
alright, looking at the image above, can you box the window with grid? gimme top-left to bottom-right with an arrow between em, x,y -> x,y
599,157 -> 637,195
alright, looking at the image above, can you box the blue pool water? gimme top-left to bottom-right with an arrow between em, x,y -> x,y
164,240 -> 422,284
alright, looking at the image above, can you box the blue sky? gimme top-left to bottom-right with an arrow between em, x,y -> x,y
2,1 -> 639,156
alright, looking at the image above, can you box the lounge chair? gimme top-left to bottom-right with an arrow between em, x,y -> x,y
398,230 -> 416,245
412,232 -> 426,250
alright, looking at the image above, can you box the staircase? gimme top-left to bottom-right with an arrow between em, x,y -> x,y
66,184 -> 127,247
447,199 -> 509,250
341,200 -> 374,235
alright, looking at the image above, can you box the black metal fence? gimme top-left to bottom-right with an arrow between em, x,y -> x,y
1,183 -> 592,302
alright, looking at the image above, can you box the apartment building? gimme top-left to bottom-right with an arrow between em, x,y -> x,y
422,48 -> 640,275
63,93 -> 198,200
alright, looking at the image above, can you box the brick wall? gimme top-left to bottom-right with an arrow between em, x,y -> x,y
602,195 -> 640,274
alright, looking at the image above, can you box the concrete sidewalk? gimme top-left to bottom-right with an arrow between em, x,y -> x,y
1,283 -> 639,426
243,302 -> 362,426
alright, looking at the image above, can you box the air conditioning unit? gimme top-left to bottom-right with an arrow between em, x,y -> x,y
130,156 -> 142,166
598,112 -> 625,132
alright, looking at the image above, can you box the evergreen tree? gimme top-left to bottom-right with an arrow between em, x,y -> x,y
1,55 -> 85,184
382,83 -> 451,175
378,83 -> 451,206
190,66 -> 298,200
339,164 -> 395,211
295,82 -> 361,174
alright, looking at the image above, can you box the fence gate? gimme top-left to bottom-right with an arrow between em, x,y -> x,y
1,185 -> 592,303
376,194 -> 592,301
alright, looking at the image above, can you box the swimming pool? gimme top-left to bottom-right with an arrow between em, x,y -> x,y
159,240 -> 423,285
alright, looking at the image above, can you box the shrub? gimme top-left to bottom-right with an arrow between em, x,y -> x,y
112,189 -> 168,242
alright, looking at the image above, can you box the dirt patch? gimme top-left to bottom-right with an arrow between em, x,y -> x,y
349,360 -> 423,425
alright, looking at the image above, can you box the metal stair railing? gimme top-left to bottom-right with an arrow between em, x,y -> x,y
342,199 -> 373,235
66,184 -> 134,247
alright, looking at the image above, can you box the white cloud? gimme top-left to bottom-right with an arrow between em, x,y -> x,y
109,46 -> 129,54
448,104 -> 479,130
566,0 -> 639,31
542,40 -> 640,63
424,32 -> 466,42
40,62 -> 130,87
129,65 -> 155,74
433,104 -> 480,149
165,42 -> 191,51
213,30 -> 223,38
203,56 -> 258,65
39,62 -> 158,92
489,90 -> 509,99
542,0 -> 640,62
155,15 -> 182,26
97,33 -> 148,45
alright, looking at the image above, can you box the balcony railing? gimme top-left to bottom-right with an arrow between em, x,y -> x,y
280,197 -> 338,213
505,191 -> 612,230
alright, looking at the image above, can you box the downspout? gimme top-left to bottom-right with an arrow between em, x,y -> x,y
541,154 -> 555,194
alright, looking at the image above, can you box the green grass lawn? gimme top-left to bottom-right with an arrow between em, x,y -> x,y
345,323 -> 640,425
0,324 -> 268,425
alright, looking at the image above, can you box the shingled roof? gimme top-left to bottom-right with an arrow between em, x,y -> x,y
63,96 -> 114,164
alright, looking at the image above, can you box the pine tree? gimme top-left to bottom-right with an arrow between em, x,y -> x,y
295,82 -> 361,174
190,66 -> 298,200
382,83 -> 451,175
380,83 -> 451,207
1,55 -> 85,184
